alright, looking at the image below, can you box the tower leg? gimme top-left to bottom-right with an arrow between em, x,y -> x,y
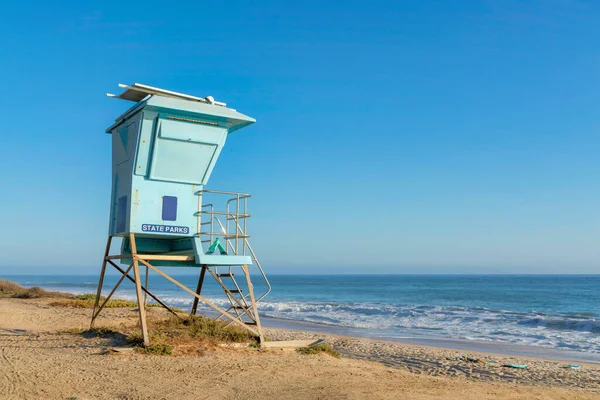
91,236 -> 112,328
191,265 -> 207,316
130,233 -> 149,347
143,265 -> 149,308
242,264 -> 264,344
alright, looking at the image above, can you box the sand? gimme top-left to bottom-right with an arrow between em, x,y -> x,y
1,298 -> 599,400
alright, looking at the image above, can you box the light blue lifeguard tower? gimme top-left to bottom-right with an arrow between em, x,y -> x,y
90,83 -> 270,346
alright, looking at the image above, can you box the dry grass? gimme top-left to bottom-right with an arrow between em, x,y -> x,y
59,327 -> 121,336
0,279 -> 71,299
126,315 -> 259,356
49,294 -> 185,312
137,343 -> 173,355
297,343 -> 340,358
153,315 -> 256,343
50,297 -> 139,309
1,280 -> 185,312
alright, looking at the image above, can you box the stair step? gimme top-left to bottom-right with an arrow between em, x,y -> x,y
244,322 -> 257,325
228,289 -> 242,294
217,273 -> 234,277
233,306 -> 247,309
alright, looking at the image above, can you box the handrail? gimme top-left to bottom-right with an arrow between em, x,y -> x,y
244,237 -> 271,302
196,189 -> 251,197
196,189 -> 270,303
228,214 -> 271,302
196,211 -> 250,217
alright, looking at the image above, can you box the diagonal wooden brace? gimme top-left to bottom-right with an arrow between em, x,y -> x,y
91,263 -> 133,323
106,259 -> 181,318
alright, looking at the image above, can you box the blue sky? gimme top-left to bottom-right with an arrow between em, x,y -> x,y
0,0 -> 598,274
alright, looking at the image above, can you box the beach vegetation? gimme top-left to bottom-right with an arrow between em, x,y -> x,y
60,326 -> 121,336
50,297 -> 139,308
58,326 -> 120,336
0,279 -> 71,299
126,331 -> 144,344
73,293 -> 98,300
126,315 -> 259,355
50,294 -> 185,312
137,343 -> 173,355
89,326 -> 122,336
148,304 -> 185,313
151,315 -> 257,344
0,280 -> 184,312
296,343 -> 340,358
59,327 -> 89,335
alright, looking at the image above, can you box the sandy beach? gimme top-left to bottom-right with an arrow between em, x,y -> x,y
1,297 -> 599,399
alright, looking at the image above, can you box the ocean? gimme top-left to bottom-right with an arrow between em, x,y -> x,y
5,273 -> 600,360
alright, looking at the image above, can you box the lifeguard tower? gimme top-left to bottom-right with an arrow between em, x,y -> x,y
90,83 -> 270,346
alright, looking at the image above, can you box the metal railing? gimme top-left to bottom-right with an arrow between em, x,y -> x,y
195,189 -> 271,302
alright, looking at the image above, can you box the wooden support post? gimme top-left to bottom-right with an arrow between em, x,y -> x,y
242,264 -> 264,344
191,265 -> 207,316
91,236 -> 112,328
130,233 -> 150,347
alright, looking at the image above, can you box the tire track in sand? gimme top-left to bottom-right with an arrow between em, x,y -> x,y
0,330 -> 43,400
0,347 -> 20,399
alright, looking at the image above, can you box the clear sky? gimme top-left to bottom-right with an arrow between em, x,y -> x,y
0,0 -> 598,275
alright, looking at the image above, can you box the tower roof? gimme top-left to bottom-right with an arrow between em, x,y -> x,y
105,83 -> 255,133
107,83 -> 227,106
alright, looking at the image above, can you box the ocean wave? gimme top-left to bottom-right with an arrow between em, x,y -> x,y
254,300 -> 600,353
519,317 -> 600,334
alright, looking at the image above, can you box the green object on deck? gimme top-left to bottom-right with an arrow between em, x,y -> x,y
561,364 -> 581,369
206,238 -> 228,255
503,364 -> 527,369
